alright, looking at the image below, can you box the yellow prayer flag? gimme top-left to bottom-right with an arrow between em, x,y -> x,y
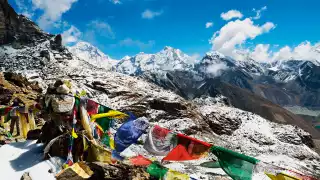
110,137 -> 115,150
166,169 -> 190,180
91,110 -> 128,120
83,136 -> 89,151
19,112 -> 29,138
87,141 -> 112,164
28,112 -> 36,130
265,172 -> 301,180
72,128 -> 78,138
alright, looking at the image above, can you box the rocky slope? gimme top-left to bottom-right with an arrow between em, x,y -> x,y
1,0 -> 320,178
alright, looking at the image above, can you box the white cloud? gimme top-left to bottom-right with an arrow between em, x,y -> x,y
237,42 -> 320,62
210,18 -> 275,58
87,20 -> 115,39
109,0 -> 121,4
221,10 -> 243,21
273,42 -> 320,61
250,44 -> 271,62
142,9 -> 163,19
61,25 -> 82,45
206,22 -> 213,28
252,6 -> 267,20
206,62 -> 228,77
31,0 -> 78,30
116,38 -> 155,50
188,53 -> 201,64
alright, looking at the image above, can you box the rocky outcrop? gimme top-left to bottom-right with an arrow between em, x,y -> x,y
0,72 -> 41,106
0,0 -> 50,45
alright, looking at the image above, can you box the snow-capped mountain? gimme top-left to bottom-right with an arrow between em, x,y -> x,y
68,41 -> 118,70
116,46 -> 196,75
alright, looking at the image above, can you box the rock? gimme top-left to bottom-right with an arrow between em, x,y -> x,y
248,132 -> 275,146
26,129 -> 42,140
56,84 -> 70,94
297,128 -> 315,148
20,172 -> 32,180
0,0 -> 50,45
87,162 -> 153,180
276,132 -> 302,145
50,35 -> 63,51
40,50 -> 50,60
51,95 -> 75,113
205,113 -> 241,135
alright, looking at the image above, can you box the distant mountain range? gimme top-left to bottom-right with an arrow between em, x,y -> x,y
70,41 -> 320,111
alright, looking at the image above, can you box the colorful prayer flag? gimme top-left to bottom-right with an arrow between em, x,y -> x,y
147,162 -> 168,179
114,117 -> 149,153
91,110 -> 128,120
163,133 -> 211,161
92,105 -> 113,133
0,106 -> 13,116
165,169 -> 190,180
211,146 -> 260,180
129,155 -> 153,166
143,125 -> 177,156
265,172 -> 301,180
86,99 -> 99,115
200,161 -> 221,168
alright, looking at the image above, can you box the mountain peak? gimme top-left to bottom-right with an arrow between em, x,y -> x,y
206,51 -> 226,59
69,41 -> 117,70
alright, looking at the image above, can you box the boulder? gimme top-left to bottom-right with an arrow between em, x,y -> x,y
56,84 -> 70,94
205,113 -> 241,135
276,132 -> 302,145
297,128 -> 315,148
51,95 -> 75,113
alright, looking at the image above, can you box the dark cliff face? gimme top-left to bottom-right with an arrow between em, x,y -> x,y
0,0 -> 52,45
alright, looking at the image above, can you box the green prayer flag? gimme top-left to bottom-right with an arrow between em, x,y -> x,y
146,162 -> 169,179
95,105 -> 113,132
200,161 -> 221,168
211,146 -> 259,180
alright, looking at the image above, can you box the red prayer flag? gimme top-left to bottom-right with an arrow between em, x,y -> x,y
163,133 -> 212,161
86,100 -> 99,115
129,155 -> 153,166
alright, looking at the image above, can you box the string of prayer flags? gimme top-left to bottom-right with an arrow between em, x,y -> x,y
162,133 -> 212,161
114,117 -> 149,153
143,125 -> 177,156
211,146 -> 260,180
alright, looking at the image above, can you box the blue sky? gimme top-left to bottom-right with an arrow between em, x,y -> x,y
8,0 -> 320,60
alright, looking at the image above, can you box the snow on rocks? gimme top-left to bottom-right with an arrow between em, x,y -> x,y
194,97 -> 320,175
